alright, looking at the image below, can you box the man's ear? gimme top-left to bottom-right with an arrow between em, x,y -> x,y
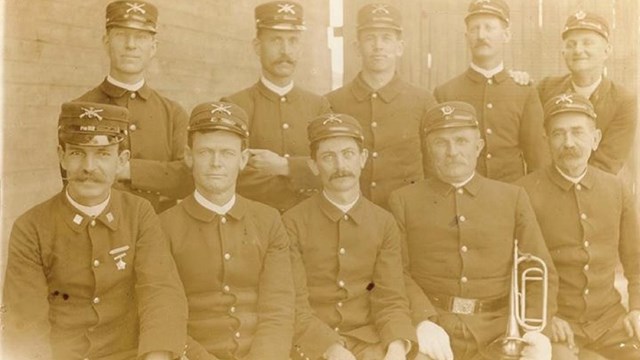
395,39 -> 405,57
252,38 -> 261,58
359,148 -> 369,169
240,148 -> 250,171
306,158 -> 319,176
593,128 -> 603,151
118,149 -> 131,168
150,36 -> 158,58
57,145 -> 67,170
475,138 -> 486,157
503,27 -> 512,43
183,145 -> 194,169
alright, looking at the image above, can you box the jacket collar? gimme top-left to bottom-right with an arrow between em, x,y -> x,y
255,80 -> 301,103
99,78 -> 151,100
547,165 -> 596,192
465,67 -> 510,84
61,189 -> 121,233
350,72 -> 404,103
182,193 -> 248,223
428,173 -> 481,198
557,74 -> 612,104
316,193 -> 364,225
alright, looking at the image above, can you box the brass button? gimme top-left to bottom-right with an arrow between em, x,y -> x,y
338,280 -> 345,288
229,306 -> 236,313
339,248 -> 346,255
372,152 -> 379,158
581,213 -> 587,220
461,276 -> 468,283
486,103 -> 493,109
280,97 -> 286,102
343,215 -> 349,221
576,184 -> 582,191
486,128 -> 493,135
486,153 -> 492,159
459,215 -> 466,222
371,121 -> 378,128
584,240 -> 590,248
371,181 -> 377,188
235,332 -> 241,338
487,79 -> 493,85
282,123 -> 290,130
284,153 -> 290,158
224,253 -> 231,261
583,264 -> 590,271
461,245 -> 468,253
223,285 -> 230,292
371,93 -> 378,99
93,259 -> 100,267
457,188 -> 464,195
93,297 -> 100,304
90,219 -> 96,227
221,217 -> 227,224
130,92 -> 136,99
337,302 -> 343,307
584,289 -> 590,295
129,124 -> 137,131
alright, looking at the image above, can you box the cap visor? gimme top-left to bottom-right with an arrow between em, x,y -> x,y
107,22 -> 157,33
60,133 -> 123,146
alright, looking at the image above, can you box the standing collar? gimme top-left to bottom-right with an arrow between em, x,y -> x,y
571,76 -> 602,99
61,190 -> 120,232
182,193 -> 247,222
99,78 -> 151,100
351,72 -> 404,103
469,62 -> 504,78
260,76 -> 293,96
256,80 -> 300,103
555,166 -> 587,184
65,188 -> 110,217
547,165 -> 595,191
322,191 -> 359,214
316,193 -> 364,224
558,74 -> 611,103
106,75 -> 145,92
429,173 -> 481,197
194,190 -> 236,215
466,67 -> 509,83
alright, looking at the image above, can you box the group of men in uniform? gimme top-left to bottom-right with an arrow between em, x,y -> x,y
2,0 -> 639,360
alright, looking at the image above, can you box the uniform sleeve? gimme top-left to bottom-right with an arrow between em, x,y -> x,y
129,103 -> 194,199
1,216 -> 52,359
184,336 -> 221,360
135,202 -> 189,358
590,91 -> 637,174
371,216 -> 418,352
520,87 -> 550,174
245,213 -> 295,360
283,213 -> 342,360
387,191 -> 438,325
618,181 -> 640,310
514,188 -> 558,335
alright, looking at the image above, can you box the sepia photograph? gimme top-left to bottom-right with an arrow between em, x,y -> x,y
1,0 -> 639,359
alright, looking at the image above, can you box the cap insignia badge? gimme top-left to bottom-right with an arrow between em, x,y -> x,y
210,103 -> 232,116
80,107 -> 104,121
555,94 -> 574,104
322,114 -> 343,125
575,10 -> 586,20
371,4 -> 390,14
277,3 -> 296,14
440,105 -> 454,116
475,0 -> 491,5
126,2 -> 146,14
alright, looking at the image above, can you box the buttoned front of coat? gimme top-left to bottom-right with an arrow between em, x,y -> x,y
389,175 -> 558,347
434,69 -> 549,182
160,194 -> 294,360
75,79 -> 192,212
2,190 -> 188,360
517,166 -> 640,340
223,82 -> 330,212
538,75 -> 637,175
327,74 -> 437,209
283,194 -> 416,360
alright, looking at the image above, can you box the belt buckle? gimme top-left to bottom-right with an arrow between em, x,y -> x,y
451,297 -> 477,314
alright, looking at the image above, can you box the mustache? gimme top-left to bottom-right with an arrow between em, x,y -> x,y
273,56 -> 295,66
474,40 -> 491,48
330,170 -> 355,180
66,171 -> 107,183
558,147 -> 582,159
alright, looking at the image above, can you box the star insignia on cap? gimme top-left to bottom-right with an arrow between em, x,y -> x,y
126,2 -> 146,14
210,103 -> 232,116
277,3 -> 296,14
371,4 -> 390,14
80,107 -> 104,121
440,105 -> 454,116
322,114 -> 343,125
555,94 -> 574,104
574,10 -> 586,20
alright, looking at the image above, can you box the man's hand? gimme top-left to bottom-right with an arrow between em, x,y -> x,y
520,331 -> 551,360
383,339 -> 407,360
416,320 -> 453,360
623,309 -> 640,341
144,351 -> 172,360
508,70 -> 533,86
550,316 -> 575,349
247,149 -> 290,176
323,342 -> 356,360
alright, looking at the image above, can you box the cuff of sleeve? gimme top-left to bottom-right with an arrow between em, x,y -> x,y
293,323 -> 342,360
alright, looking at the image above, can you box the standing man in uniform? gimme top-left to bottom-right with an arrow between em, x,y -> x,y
517,94 -> 640,359
389,102 -> 557,360
326,3 -> 437,210
223,1 -> 330,213
433,0 -> 548,183
160,101 -> 294,360
537,11 -> 637,175
2,102 -> 188,360
76,0 -> 190,212
284,113 -> 416,360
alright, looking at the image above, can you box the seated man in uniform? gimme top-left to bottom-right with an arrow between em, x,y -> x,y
284,113 -> 416,360
2,102 -> 188,360
160,101 -> 294,360
389,101 -> 558,360
517,94 -> 640,360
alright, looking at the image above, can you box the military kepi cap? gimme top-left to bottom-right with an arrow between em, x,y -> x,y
357,3 -> 402,32
543,94 -> 597,125
255,1 -> 306,31
58,102 -> 129,146
308,113 -> 365,144
188,101 -> 250,138
106,1 -> 158,33
422,102 -> 479,136
562,11 -> 609,40
465,0 -> 510,24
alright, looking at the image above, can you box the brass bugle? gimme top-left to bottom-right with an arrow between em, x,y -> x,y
487,239 -> 549,359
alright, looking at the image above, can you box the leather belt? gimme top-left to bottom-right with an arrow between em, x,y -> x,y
427,294 -> 508,315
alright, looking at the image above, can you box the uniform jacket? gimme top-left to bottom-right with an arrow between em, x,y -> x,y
326,74 -> 437,209
2,189 -> 188,360
433,68 -> 549,182
388,175 -> 558,347
160,194 -> 295,360
76,79 -> 192,212
517,165 -> 640,340
537,75 -> 637,175
222,82 -> 331,212
283,194 -> 416,360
